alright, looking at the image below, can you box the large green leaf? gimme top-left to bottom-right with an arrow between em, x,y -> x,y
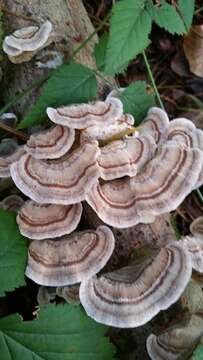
0,209 -> 27,296
0,304 -> 115,359
94,33 -> 109,71
152,0 -> 186,35
104,0 -> 151,75
119,81 -> 156,125
178,0 -> 195,32
18,63 -> 97,129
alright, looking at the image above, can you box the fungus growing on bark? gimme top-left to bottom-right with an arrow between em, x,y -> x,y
25,225 -> 115,286
56,284 -> 80,304
3,21 -> 53,63
17,200 -> 82,240
86,143 -> 202,228
25,125 -> 75,159
10,142 -> 100,204
139,107 -> 169,144
46,97 -> 123,129
79,242 -> 192,328
190,216 -> 203,238
0,140 -> 25,178
147,314 -> 203,360
182,235 -> 203,273
0,195 -> 24,212
98,134 -> 156,180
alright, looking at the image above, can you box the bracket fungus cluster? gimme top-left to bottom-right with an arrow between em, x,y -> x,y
3,20 -> 53,63
2,90 -> 203,332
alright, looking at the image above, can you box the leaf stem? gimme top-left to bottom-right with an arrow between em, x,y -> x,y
196,188 -> 203,203
142,50 -> 164,110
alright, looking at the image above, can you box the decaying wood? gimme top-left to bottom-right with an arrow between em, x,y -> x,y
1,0 -> 100,117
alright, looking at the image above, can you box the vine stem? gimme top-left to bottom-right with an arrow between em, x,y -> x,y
142,50 -> 164,110
142,49 -> 203,204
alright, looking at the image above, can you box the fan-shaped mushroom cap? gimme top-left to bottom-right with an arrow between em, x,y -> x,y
56,284 -> 80,304
166,118 -> 203,150
79,242 -> 192,328
17,200 -> 82,240
190,217 -> 203,238
86,143 -> 203,228
24,125 -> 75,159
0,195 -> 24,212
139,107 -> 170,144
10,142 -> 100,204
4,21 -> 52,53
98,135 -> 156,180
182,235 -> 203,273
25,225 -> 115,286
147,315 -> 203,360
3,21 -> 53,64
80,114 -> 134,143
46,97 -> 123,129
0,140 -> 25,178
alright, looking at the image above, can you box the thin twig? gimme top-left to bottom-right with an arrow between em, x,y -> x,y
0,122 -> 28,141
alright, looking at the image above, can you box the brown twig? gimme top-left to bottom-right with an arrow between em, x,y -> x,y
0,122 -> 28,141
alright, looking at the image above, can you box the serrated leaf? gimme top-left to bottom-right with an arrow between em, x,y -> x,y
94,33 -> 109,71
0,304 -> 115,360
178,0 -> 195,32
104,0 -> 151,75
119,81 -> 156,125
152,1 -> 186,35
0,209 -> 27,296
18,63 -> 97,129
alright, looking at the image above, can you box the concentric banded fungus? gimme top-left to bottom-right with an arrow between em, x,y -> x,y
182,235 -> 203,273
25,225 -> 115,286
79,242 -> 192,328
10,142 -> 100,204
25,125 -> 75,159
46,98 -> 123,129
86,143 -> 203,228
3,21 -> 53,63
147,315 -> 203,360
190,217 -> 203,238
0,195 -> 24,212
0,140 -> 25,178
139,107 -> 170,144
80,114 -> 135,143
166,118 -> 203,150
98,135 -> 156,180
17,200 -> 82,240
56,284 -> 80,304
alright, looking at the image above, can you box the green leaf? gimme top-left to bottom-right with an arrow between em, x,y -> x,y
191,338 -> 203,359
178,0 -> 195,32
0,304 -> 115,359
0,209 -> 27,296
104,0 -> 152,75
94,33 -> 109,71
18,63 -> 97,129
152,1 -> 186,35
119,81 -> 156,125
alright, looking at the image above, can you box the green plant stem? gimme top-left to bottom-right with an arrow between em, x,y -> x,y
0,76 -> 48,116
142,50 -> 164,110
196,188 -> 203,203
195,6 -> 203,15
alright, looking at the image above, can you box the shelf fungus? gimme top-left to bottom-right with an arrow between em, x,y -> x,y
10,142 -> 100,204
0,195 -> 24,212
182,235 -> 203,273
86,143 -> 203,228
79,242 -> 192,328
147,314 -> 203,360
80,114 -> 135,143
139,107 -> 170,144
0,140 -> 25,178
190,216 -> 203,239
98,135 -> 156,180
25,225 -> 115,286
46,97 -> 123,129
3,21 -> 53,64
17,200 -> 82,240
25,125 -> 75,159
